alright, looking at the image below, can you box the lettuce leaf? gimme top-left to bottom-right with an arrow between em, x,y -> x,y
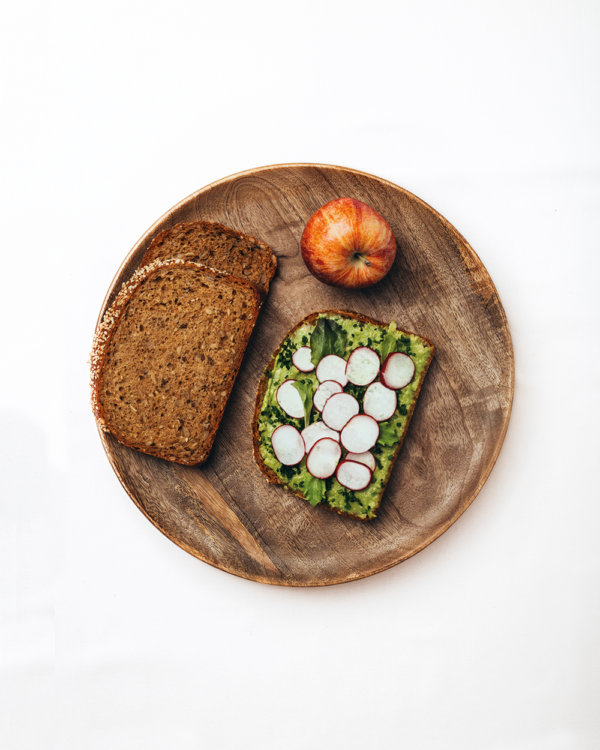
310,318 -> 347,365
292,380 -> 313,429
304,474 -> 326,507
380,320 -> 398,364
380,332 -> 397,365
378,420 -> 400,447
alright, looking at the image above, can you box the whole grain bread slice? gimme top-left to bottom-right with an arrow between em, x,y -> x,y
141,221 -> 277,295
91,259 -> 261,465
252,310 -> 435,520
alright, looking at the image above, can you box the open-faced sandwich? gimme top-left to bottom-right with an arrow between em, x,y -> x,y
253,311 -> 434,520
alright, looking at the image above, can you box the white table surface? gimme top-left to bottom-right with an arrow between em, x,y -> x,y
2,2 -> 599,748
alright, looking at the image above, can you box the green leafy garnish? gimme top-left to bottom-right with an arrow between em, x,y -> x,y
398,335 -> 413,355
310,318 -> 347,365
378,420 -> 400,447
380,331 -> 397,364
266,403 -> 300,427
305,474 -> 326,507
279,463 -> 301,480
292,380 -> 313,429
276,339 -> 296,369
380,320 -> 398,363
345,382 -> 367,401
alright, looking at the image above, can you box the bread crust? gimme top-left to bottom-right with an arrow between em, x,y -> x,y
141,220 -> 278,296
252,309 -> 435,520
91,258 -> 262,465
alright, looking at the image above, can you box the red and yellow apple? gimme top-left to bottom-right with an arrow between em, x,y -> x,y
300,197 -> 396,288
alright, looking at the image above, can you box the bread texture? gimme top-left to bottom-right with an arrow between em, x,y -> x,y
91,259 -> 261,465
252,310 -> 435,520
141,221 -> 277,295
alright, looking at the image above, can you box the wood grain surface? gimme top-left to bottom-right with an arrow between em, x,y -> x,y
96,163 -> 514,586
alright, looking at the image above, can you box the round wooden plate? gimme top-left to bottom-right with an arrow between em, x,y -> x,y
96,163 -> 514,586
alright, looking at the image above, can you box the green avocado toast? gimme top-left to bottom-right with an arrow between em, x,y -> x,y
252,310 -> 435,521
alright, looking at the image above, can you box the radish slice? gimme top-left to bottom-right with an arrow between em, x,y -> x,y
381,352 -> 415,390
345,451 -> 376,472
306,438 -> 342,479
336,460 -> 372,491
276,379 -> 305,419
322,392 -> 360,431
363,382 -> 397,422
345,346 -> 380,386
301,421 -> 340,453
271,425 -> 305,466
340,414 -> 379,453
292,346 -> 315,372
316,354 -> 348,387
313,380 -> 343,412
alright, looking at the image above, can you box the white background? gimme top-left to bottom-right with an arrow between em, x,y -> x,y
1,1 -> 599,748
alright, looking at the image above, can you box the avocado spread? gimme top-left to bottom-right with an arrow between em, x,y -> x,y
256,313 -> 434,520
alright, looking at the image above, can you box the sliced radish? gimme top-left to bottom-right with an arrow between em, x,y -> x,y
340,414 -> 379,453
363,382 -> 397,422
276,379 -> 305,419
345,451 -> 376,472
336,460 -> 372,491
316,354 -> 348,387
345,346 -> 380,386
306,438 -> 342,479
301,421 -> 340,453
292,346 -> 315,372
271,425 -> 305,466
381,352 -> 415,390
313,380 -> 343,412
322,392 -> 360,431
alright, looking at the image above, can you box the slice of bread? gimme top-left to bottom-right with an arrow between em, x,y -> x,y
141,221 -> 277,295
91,259 -> 261,465
252,310 -> 435,520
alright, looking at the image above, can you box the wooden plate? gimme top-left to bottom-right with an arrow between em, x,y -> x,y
96,164 -> 514,586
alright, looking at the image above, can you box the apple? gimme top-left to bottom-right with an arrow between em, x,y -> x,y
300,197 -> 396,288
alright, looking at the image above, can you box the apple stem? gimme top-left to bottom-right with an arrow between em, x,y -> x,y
355,253 -> 371,267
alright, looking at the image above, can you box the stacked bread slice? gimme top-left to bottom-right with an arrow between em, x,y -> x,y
141,221 -> 277,296
91,222 -> 277,465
